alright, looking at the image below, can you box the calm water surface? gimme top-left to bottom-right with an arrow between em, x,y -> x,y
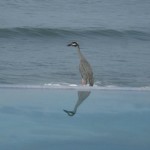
0,89 -> 150,150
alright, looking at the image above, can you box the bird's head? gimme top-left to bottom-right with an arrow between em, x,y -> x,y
63,110 -> 75,116
67,41 -> 79,47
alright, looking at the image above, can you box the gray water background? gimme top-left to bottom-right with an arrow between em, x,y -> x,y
0,0 -> 150,87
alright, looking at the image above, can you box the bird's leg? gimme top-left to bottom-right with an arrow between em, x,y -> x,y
81,79 -> 86,85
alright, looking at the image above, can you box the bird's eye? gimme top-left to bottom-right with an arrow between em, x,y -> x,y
72,42 -> 77,46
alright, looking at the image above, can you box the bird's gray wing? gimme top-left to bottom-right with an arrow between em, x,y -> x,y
79,59 -> 94,86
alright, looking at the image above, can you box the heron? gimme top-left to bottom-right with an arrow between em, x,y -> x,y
67,41 -> 94,86
64,90 -> 91,116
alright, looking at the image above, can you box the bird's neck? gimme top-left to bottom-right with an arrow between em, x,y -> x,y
77,46 -> 85,60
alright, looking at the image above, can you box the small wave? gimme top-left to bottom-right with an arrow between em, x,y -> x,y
0,83 -> 150,91
0,27 -> 150,41
0,27 -> 66,38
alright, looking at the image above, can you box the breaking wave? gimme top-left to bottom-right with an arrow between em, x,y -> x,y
0,27 -> 150,41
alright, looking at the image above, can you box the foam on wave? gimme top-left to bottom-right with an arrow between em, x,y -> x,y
0,83 -> 150,91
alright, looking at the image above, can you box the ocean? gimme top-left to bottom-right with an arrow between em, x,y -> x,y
0,0 -> 150,89
1,1 -> 150,150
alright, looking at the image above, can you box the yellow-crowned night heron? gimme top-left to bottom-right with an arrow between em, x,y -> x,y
67,41 -> 94,86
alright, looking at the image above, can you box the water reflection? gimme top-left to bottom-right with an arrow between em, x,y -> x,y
64,91 -> 91,116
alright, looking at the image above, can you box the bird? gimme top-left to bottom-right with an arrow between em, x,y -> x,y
67,41 -> 94,86
64,90 -> 91,116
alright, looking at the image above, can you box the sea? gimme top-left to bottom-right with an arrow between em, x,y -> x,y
0,0 -> 150,90
1,1 -> 150,150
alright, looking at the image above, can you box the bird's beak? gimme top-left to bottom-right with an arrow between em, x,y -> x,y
67,43 -> 72,46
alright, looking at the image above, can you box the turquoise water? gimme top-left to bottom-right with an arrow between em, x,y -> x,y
0,89 -> 150,150
0,0 -> 150,87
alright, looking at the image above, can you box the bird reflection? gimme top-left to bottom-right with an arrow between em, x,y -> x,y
64,91 -> 91,116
